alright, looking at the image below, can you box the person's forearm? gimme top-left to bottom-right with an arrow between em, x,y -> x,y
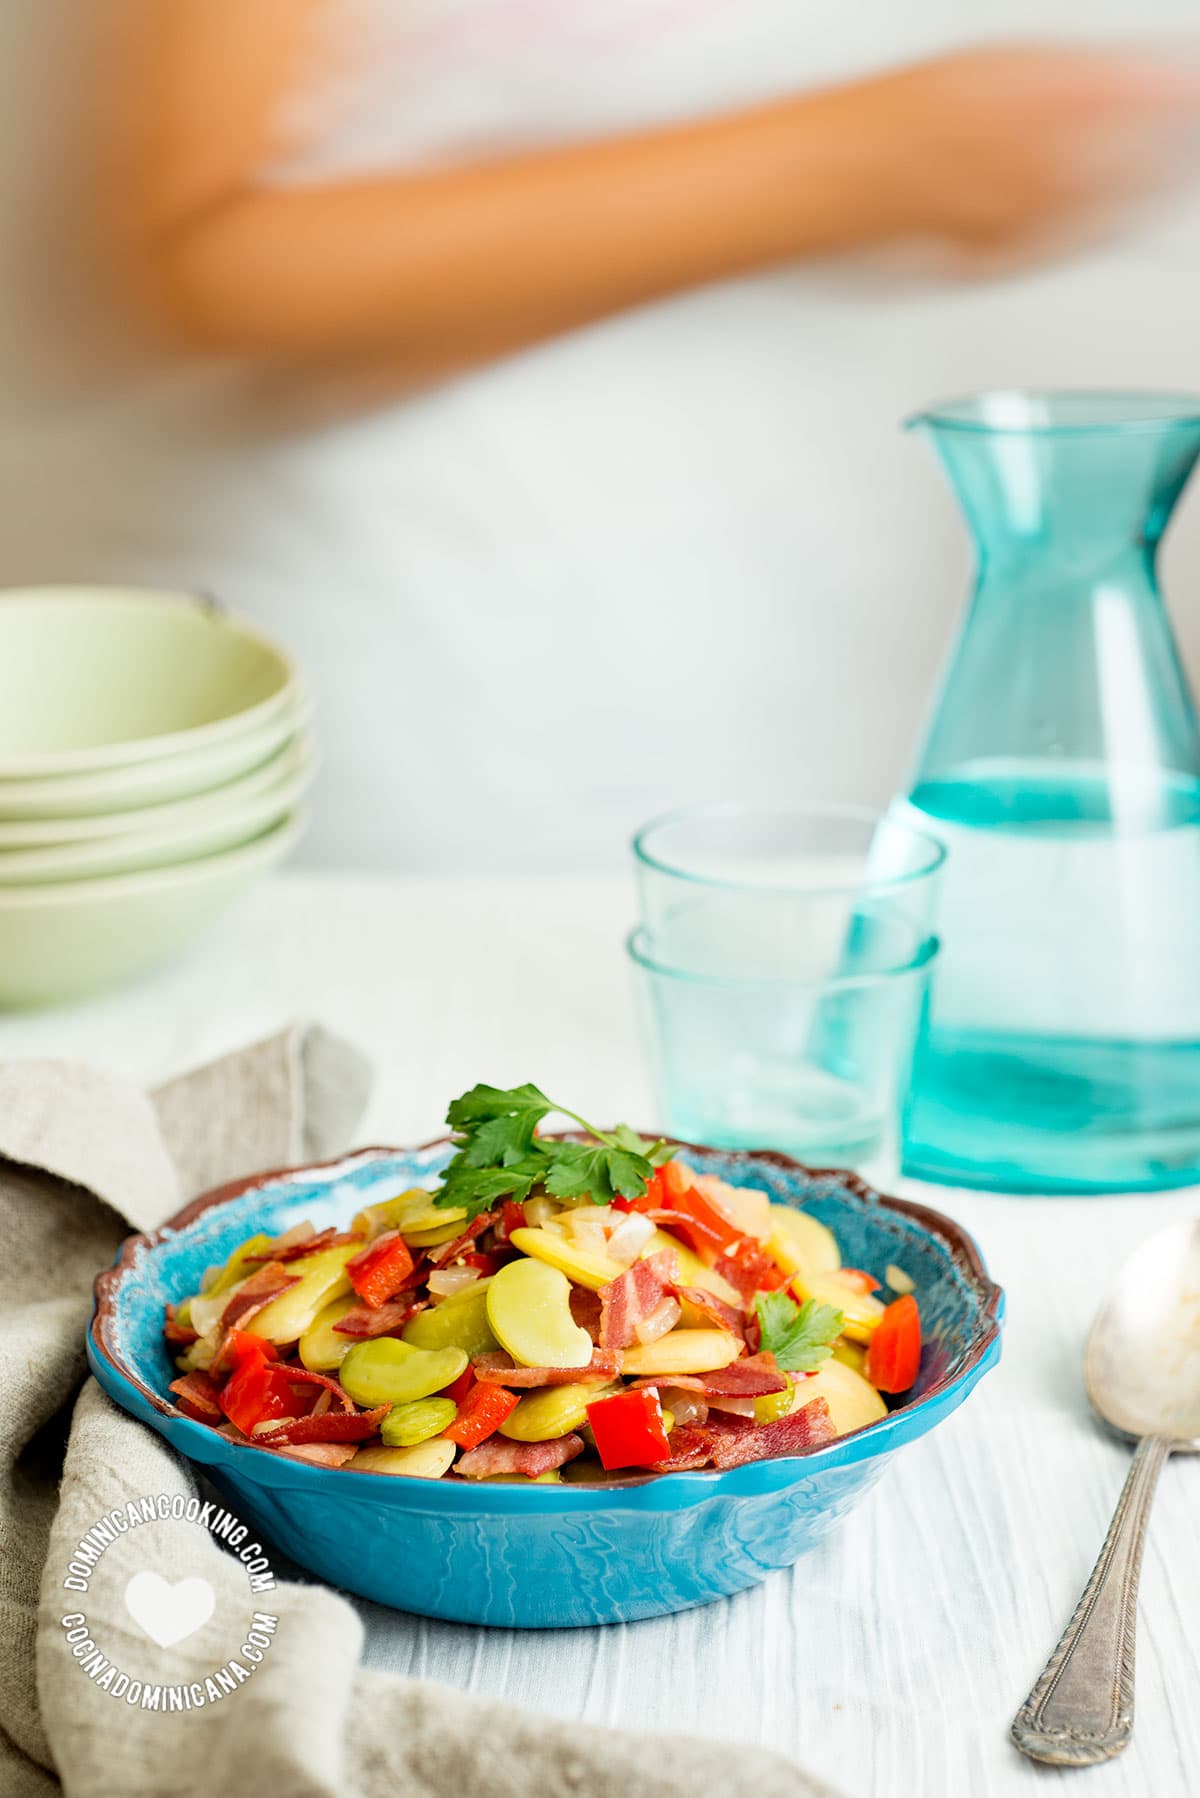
123,88 -> 894,372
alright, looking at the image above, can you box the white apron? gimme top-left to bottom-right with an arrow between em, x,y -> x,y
1,0 -> 1198,871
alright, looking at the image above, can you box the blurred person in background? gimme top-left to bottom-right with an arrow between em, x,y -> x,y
1,1 -> 1199,870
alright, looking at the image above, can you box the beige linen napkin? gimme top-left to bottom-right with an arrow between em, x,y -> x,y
0,1029 -> 830,1798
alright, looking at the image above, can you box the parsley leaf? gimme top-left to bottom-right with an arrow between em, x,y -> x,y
438,1157 -> 546,1215
433,1082 -> 676,1217
447,1083 -> 552,1133
612,1124 -> 676,1166
543,1142 -> 653,1206
755,1292 -> 843,1373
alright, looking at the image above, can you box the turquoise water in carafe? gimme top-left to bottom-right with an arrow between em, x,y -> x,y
899,761 -> 1200,1190
899,392 -> 1200,1192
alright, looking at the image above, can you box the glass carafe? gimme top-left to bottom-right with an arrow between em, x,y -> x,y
898,391 -> 1200,1193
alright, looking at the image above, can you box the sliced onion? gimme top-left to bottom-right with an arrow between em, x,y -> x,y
188,1285 -> 241,1340
606,1211 -> 656,1267
659,1388 -> 708,1428
886,1263 -> 915,1295
634,1296 -> 682,1345
704,1394 -> 756,1418
428,1266 -> 480,1300
560,1211 -> 610,1259
252,1415 -> 298,1437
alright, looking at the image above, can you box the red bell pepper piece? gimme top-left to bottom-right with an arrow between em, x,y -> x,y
656,1161 -> 742,1258
440,1366 -> 477,1406
347,1230 -> 414,1309
211,1325 -> 278,1382
217,1333 -> 289,1436
865,1294 -> 922,1393
461,1250 -> 499,1276
586,1388 -> 671,1471
442,1381 -> 519,1449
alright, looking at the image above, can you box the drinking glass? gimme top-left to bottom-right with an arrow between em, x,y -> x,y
628,926 -> 938,1183
629,805 -> 945,1180
634,803 -> 944,978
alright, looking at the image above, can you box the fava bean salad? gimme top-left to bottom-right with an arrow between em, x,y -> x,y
164,1084 -> 923,1480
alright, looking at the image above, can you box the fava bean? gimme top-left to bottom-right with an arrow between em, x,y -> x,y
380,1397 -> 458,1447
620,1328 -> 741,1377
766,1205 -> 840,1280
351,1441 -> 456,1479
298,1293 -> 360,1371
402,1280 -> 498,1358
498,1382 -> 618,1443
246,1242 -> 362,1344
340,1337 -> 468,1407
486,1256 -> 594,1368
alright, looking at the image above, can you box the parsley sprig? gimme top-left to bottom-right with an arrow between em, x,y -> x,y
755,1291 -> 843,1373
434,1083 -> 675,1219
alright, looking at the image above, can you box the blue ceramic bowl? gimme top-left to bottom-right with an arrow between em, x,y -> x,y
89,1142 -> 1003,1629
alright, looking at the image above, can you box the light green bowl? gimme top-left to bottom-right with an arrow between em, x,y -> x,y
0,588 -> 298,776
0,736 -> 311,849
0,694 -> 310,821
0,742 -> 313,884
0,812 -> 305,1009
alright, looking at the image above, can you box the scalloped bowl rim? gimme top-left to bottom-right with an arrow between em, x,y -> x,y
90,1142 -> 1003,1507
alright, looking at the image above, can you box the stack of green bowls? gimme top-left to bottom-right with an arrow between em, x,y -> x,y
0,588 -> 313,1007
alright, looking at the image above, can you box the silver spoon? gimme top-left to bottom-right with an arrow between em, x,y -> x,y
1011,1218 -> 1200,1766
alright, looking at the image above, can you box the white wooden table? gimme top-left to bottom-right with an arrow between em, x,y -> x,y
4,873 -> 1197,1798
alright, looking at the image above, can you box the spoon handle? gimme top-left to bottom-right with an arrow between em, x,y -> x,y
1011,1434 -> 1169,1766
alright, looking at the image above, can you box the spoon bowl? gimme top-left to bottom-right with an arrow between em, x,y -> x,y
1085,1217 -> 1200,1447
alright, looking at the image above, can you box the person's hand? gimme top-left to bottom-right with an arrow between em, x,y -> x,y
858,44 -> 1200,264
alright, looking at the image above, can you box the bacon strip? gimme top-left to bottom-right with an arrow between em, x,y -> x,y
429,1212 -> 497,1269
456,1433 -> 584,1479
220,1262 -> 301,1332
245,1228 -> 363,1264
671,1284 -> 746,1340
333,1295 -> 427,1338
631,1352 -> 785,1400
702,1397 -> 836,1469
696,1352 -> 787,1396
713,1241 -> 777,1307
568,1286 -> 603,1343
471,1350 -> 619,1387
256,1405 -> 390,1447
598,1250 -> 677,1351
651,1425 -> 713,1472
169,1371 -> 222,1421
277,1442 -> 359,1467
269,1367 -> 357,1413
